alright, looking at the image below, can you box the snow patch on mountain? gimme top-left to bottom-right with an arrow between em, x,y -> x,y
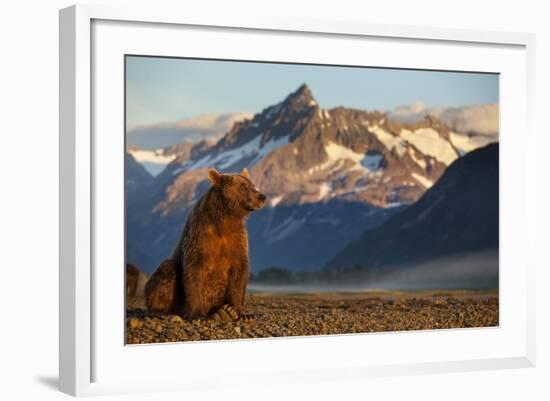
400,128 -> 458,165
270,195 -> 284,207
249,135 -> 290,165
308,142 -> 355,175
368,124 -> 407,156
409,147 -> 427,169
450,131 -> 496,155
308,142 -> 385,180
189,135 -> 261,170
171,166 -> 184,176
189,134 -> 289,170
325,142 -> 364,163
318,182 -> 331,200
128,149 -> 177,176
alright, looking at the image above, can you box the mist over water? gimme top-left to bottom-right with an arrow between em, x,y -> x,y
365,251 -> 498,291
249,251 -> 498,293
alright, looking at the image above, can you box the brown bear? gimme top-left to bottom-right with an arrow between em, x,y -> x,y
145,168 -> 266,321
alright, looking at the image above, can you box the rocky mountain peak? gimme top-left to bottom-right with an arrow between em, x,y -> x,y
281,83 -> 318,111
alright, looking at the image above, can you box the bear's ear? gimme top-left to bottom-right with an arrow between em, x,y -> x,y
241,168 -> 250,178
208,168 -> 222,185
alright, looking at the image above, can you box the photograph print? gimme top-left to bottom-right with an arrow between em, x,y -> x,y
125,56 -> 499,344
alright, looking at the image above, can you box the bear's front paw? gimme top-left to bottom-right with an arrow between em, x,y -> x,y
210,304 -> 255,323
239,312 -> 255,322
210,304 -> 240,322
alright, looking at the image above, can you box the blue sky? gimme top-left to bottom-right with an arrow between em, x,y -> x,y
126,55 -> 499,128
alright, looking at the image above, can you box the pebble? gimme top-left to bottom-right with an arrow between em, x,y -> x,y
169,315 -> 184,325
128,318 -> 142,329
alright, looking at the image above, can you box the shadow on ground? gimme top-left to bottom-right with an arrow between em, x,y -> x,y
35,376 -> 58,391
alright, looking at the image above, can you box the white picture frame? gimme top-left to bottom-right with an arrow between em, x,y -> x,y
59,4 -> 536,397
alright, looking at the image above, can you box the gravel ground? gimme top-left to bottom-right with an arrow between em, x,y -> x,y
126,290 -> 499,344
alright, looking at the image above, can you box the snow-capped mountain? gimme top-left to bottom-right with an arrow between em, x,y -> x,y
126,84 -> 499,273
155,84 -> 495,211
326,143 -> 499,275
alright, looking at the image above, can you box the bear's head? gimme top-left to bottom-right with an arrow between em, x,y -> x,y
207,168 -> 266,213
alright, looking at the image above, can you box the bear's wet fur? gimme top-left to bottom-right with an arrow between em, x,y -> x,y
145,168 -> 266,320
144,259 -> 183,315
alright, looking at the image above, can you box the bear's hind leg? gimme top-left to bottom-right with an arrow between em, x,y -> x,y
145,259 -> 182,315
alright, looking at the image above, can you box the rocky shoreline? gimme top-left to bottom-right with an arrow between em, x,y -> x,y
126,291 -> 499,345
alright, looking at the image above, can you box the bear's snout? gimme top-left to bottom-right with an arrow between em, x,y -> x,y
258,193 -> 266,201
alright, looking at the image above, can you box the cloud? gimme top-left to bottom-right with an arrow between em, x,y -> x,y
391,100 -> 427,118
127,112 -> 253,149
389,102 -> 499,137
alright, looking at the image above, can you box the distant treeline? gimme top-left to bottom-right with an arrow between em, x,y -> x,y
249,258 -> 499,290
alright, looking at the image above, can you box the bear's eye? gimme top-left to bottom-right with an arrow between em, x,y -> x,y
240,182 -> 247,189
